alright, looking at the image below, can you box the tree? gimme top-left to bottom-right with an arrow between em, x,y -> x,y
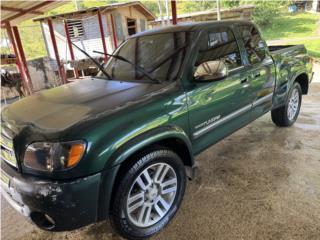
176,0 -> 216,14
241,0 -> 289,27
221,0 -> 240,8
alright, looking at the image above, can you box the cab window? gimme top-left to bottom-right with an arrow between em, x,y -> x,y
196,28 -> 242,71
239,24 -> 266,64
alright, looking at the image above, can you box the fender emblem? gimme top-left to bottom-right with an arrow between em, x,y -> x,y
195,115 -> 221,130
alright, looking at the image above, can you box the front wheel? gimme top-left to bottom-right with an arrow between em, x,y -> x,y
271,82 -> 302,127
110,148 -> 186,239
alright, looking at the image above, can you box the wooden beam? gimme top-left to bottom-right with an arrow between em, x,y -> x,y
216,0 -> 221,21
110,14 -> 118,49
171,0 -> 177,25
4,1 -> 55,22
4,22 -> 31,95
97,9 -> 108,63
47,18 -> 67,84
12,26 -> 33,94
1,6 -> 44,15
63,20 -> 79,79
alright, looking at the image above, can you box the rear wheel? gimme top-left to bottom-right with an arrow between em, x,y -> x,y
271,82 -> 302,127
110,148 -> 186,239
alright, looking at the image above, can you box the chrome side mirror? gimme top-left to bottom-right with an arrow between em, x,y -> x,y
194,60 -> 227,82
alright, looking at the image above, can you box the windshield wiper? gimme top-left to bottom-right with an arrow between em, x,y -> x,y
93,50 -> 161,84
70,42 -> 112,80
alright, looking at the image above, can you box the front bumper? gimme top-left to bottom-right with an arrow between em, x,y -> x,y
1,161 -> 117,231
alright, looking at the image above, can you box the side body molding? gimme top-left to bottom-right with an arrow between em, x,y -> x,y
105,125 -> 194,169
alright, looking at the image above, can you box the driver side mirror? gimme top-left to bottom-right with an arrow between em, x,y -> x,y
194,60 -> 227,82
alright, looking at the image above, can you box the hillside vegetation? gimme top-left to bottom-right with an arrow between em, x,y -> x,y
261,12 -> 320,60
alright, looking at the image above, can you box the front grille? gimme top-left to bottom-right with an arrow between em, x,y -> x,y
1,132 -> 17,168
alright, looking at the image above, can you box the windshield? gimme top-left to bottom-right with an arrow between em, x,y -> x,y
98,31 -> 192,82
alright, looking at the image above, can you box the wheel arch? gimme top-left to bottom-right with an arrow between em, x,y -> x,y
105,126 -> 194,170
101,126 -> 194,219
293,72 -> 309,95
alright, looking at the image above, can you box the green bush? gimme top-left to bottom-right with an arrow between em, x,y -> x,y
251,0 -> 281,27
221,0 -> 240,8
243,0 -> 289,27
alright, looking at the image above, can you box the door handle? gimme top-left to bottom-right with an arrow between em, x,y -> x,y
240,78 -> 248,84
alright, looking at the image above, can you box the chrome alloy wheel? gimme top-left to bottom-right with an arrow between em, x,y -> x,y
126,163 -> 178,228
287,88 -> 300,121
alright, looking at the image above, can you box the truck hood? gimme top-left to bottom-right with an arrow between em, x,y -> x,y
2,78 -> 164,133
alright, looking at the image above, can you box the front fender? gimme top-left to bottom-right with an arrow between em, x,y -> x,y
104,125 -> 194,169
96,126 -> 193,221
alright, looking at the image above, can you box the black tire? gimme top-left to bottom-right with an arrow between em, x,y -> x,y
271,82 -> 302,127
110,148 -> 186,240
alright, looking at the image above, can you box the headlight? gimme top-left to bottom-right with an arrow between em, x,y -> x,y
24,141 -> 86,172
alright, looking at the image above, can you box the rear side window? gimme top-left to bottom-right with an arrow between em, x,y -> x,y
196,28 -> 242,71
239,24 -> 266,64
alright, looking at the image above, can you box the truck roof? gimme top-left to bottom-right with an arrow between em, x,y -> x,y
132,20 -> 253,38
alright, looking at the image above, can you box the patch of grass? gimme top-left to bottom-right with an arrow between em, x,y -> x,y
18,21 -> 47,60
261,12 -> 320,40
287,39 -> 320,60
260,12 -> 320,60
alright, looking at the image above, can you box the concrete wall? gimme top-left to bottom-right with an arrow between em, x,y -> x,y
1,56 -> 59,100
26,57 -> 60,90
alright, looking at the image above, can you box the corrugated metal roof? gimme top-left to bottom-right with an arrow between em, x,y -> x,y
1,0 -> 68,26
33,1 -> 156,22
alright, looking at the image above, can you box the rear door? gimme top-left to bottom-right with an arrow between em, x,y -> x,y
236,24 -> 276,119
186,27 -> 253,153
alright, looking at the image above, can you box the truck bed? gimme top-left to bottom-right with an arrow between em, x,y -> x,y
267,43 -> 310,109
268,44 -> 305,54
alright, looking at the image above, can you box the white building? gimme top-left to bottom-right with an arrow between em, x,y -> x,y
34,1 -> 155,76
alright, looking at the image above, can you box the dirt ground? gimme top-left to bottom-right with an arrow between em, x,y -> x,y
1,76 -> 320,240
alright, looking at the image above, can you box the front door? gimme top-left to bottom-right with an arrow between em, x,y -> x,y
187,27 -> 253,154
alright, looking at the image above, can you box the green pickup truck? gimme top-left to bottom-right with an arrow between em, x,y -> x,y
1,21 -> 313,239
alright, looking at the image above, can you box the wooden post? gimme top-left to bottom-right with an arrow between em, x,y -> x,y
171,0 -> 177,25
157,0 -> 165,26
110,13 -> 118,49
216,0 -> 221,21
97,9 -> 108,63
47,18 -> 67,84
12,26 -> 33,94
64,20 -> 79,79
5,22 -> 30,95
165,0 -> 170,25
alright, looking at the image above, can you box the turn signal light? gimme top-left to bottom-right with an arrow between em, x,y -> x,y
67,143 -> 85,167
